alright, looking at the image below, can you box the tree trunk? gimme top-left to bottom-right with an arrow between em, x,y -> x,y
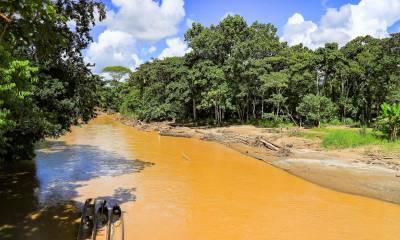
237,102 -> 244,123
219,108 -> 223,125
261,97 -> 264,118
192,98 -> 197,121
246,96 -> 249,122
390,125 -> 398,141
252,99 -> 256,119
277,103 -> 280,117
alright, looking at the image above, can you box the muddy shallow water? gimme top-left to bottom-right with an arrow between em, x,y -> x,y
1,114 -> 400,240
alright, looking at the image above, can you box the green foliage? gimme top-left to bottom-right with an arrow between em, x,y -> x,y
343,118 -> 355,125
328,118 -> 342,126
250,116 -> 294,128
120,88 -> 142,118
321,129 -> 379,149
102,66 -> 131,73
112,14 -> 398,134
102,66 -> 132,82
0,60 -> 38,157
376,103 -> 400,141
121,57 -> 190,121
296,94 -> 337,127
99,80 -> 127,112
0,0 -> 106,161
323,118 -> 356,126
299,127 -> 384,149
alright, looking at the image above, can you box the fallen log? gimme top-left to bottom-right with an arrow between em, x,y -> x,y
158,131 -> 193,138
194,129 -> 206,135
259,138 -> 280,151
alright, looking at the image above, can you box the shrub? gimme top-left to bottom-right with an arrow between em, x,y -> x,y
376,103 -> 400,141
343,118 -> 354,125
297,94 -> 337,127
328,118 -> 342,125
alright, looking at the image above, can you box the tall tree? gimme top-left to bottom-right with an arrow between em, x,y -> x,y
0,0 -> 105,161
102,66 -> 132,82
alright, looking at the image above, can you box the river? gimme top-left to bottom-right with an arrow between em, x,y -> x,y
1,114 -> 400,239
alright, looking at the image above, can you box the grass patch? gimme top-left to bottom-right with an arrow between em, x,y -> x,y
373,141 -> 400,153
299,127 -> 400,150
321,129 -> 379,149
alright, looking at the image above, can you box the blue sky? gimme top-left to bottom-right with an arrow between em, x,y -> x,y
84,0 -> 400,73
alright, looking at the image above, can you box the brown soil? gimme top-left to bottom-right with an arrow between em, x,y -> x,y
118,115 -> 400,204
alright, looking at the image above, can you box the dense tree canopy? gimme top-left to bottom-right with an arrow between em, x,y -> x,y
2,8 -> 400,162
116,15 -> 399,139
0,0 -> 105,161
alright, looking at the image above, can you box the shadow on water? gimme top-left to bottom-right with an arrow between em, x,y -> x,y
97,187 -> 137,206
0,141 -> 153,240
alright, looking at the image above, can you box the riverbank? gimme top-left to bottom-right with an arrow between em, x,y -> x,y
117,114 -> 400,204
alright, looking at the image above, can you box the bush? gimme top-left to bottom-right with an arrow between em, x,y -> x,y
376,103 -> 400,141
296,94 -> 337,127
328,118 -> 342,125
343,118 -> 354,125
250,114 -> 294,128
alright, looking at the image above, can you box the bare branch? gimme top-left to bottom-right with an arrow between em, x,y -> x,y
0,13 -> 11,23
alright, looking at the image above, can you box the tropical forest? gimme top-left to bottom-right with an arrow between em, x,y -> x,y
1,0 -> 400,240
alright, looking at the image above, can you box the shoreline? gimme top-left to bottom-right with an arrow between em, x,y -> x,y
117,114 -> 400,205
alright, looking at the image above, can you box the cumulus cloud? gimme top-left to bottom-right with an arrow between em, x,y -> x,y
282,0 -> 400,49
85,30 -> 143,73
105,0 -> 185,41
158,37 -> 190,59
148,46 -> 157,54
282,13 -> 317,48
85,0 -> 185,73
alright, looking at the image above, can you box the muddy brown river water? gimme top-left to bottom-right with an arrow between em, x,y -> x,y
1,114 -> 400,239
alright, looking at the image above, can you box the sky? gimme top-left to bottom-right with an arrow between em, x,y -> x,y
83,0 -> 400,74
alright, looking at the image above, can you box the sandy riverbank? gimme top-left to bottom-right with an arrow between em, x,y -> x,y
117,114 -> 400,204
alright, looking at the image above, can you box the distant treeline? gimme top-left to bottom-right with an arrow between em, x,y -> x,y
107,15 -> 399,129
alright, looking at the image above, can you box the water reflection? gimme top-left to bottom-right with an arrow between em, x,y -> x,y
35,141 -> 152,205
0,141 -> 153,240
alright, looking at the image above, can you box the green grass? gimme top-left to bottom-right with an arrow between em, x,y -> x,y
321,129 -> 379,149
299,127 -> 400,150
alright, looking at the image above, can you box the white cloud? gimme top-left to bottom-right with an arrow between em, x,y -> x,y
281,13 -> 317,48
85,0 -> 186,73
282,0 -> 400,49
105,0 -> 185,41
85,30 -> 143,73
148,46 -> 157,54
158,37 -> 190,59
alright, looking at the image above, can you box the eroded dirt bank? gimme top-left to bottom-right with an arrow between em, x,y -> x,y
118,115 -> 400,204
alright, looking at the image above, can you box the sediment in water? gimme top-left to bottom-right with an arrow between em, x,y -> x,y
118,114 -> 400,204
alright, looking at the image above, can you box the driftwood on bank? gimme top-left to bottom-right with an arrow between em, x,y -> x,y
118,114 -> 290,156
258,138 -> 280,151
158,131 -> 194,138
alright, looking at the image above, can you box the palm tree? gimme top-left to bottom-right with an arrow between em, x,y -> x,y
379,103 -> 400,141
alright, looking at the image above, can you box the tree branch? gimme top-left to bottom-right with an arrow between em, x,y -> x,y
0,13 -> 11,23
